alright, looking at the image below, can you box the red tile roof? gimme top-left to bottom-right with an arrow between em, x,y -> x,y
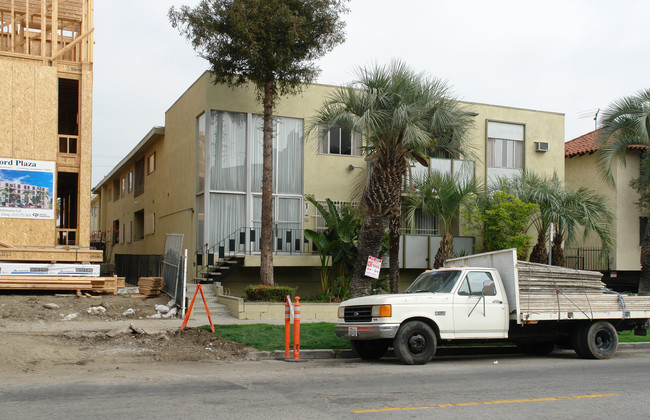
565,129 -> 647,158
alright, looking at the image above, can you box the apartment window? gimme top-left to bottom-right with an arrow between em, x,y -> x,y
319,126 -> 362,156
120,177 -> 126,197
487,121 -> 524,169
59,136 -> 77,154
112,219 -> 119,244
147,152 -> 156,175
486,121 -> 524,186
128,171 -> 133,193
135,157 -> 145,197
134,210 -> 144,241
113,180 -> 120,201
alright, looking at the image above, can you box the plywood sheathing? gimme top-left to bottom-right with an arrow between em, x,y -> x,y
0,246 -> 102,262
0,59 -> 58,247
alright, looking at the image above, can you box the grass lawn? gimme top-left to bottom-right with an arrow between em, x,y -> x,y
198,323 -> 650,351
199,322 -> 351,352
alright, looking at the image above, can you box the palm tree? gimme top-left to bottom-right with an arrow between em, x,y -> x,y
598,88 -> 650,295
506,172 -> 614,267
403,171 -> 477,268
314,61 -> 472,296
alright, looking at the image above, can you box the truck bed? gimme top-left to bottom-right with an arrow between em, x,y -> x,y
446,249 -> 650,324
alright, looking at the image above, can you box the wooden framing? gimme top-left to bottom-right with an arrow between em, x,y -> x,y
0,1 -> 93,62
1,0 -> 94,266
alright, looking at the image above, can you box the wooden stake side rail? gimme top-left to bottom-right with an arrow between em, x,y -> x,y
0,275 -> 125,294
518,291 -> 650,322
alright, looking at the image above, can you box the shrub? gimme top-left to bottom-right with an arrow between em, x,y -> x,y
245,284 -> 296,302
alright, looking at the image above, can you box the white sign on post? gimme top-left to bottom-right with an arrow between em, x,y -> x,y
365,256 -> 382,279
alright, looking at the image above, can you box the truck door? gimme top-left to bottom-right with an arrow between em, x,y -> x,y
452,271 -> 508,338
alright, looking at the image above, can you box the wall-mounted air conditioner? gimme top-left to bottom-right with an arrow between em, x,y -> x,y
536,141 -> 549,152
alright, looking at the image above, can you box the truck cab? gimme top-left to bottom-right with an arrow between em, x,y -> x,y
335,266 -> 509,364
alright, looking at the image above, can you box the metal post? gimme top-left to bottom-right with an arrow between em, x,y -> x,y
548,222 -> 553,265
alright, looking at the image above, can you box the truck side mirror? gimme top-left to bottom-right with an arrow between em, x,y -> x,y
482,280 -> 496,296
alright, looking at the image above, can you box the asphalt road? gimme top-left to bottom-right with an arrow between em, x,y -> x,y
2,348 -> 649,419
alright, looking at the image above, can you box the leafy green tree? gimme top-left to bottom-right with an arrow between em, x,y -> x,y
464,190 -> 538,260
403,171 -> 477,268
170,0 -> 348,287
598,88 -> 650,295
314,61 -> 472,297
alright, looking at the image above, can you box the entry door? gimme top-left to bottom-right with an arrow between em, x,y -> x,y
452,271 -> 508,338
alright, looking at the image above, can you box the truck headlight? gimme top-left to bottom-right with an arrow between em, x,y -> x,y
337,306 -> 345,319
371,304 -> 391,318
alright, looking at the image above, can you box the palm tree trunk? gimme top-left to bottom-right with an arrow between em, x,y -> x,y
389,214 -> 400,293
529,232 -> 549,264
434,230 -> 454,269
551,232 -> 565,267
639,222 -> 650,296
260,77 -> 274,287
351,212 -> 386,298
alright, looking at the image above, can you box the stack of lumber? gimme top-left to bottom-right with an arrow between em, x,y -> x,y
518,262 -> 606,294
0,276 -> 92,291
0,275 -> 125,294
516,261 -> 650,319
137,277 -> 164,297
90,276 -> 125,294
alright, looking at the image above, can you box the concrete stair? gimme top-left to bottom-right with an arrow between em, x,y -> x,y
186,282 -> 232,320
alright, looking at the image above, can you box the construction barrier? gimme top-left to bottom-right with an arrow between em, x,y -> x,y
180,283 -> 215,333
284,295 -> 301,360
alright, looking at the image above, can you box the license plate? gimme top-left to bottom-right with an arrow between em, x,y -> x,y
348,327 -> 358,337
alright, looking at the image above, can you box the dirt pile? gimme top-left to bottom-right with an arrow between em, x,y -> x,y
0,292 -> 257,374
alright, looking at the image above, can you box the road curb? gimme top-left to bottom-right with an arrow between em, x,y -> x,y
245,342 -> 650,360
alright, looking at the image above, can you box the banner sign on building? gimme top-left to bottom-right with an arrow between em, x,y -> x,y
0,158 -> 55,219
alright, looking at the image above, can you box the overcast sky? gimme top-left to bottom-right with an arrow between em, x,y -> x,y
92,0 -> 650,187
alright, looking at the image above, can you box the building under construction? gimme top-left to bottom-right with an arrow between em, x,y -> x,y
0,1 -> 113,291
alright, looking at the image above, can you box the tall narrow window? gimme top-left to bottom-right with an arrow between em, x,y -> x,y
134,157 -> 145,197
147,152 -> 156,175
486,121 -> 524,186
128,171 -> 133,193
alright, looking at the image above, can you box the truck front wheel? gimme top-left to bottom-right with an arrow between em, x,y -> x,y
572,321 -> 618,359
393,321 -> 436,365
351,339 -> 390,360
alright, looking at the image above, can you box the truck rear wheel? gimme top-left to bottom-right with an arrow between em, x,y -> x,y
572,321 -> 618,359
393,321 -> 436,365
351,339 -> 390,360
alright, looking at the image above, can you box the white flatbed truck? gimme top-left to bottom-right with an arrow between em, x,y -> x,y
334,249 -> 650,364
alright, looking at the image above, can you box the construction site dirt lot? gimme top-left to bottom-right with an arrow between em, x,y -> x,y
0,292 -> 256,379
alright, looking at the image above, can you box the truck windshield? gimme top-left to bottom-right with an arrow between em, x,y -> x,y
405,270 -> 461,294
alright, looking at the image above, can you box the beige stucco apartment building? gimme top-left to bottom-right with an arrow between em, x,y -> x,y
92,71 -> 565,296
565,130 -> 648,291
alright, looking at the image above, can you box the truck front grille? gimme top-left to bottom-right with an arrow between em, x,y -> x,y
344,305 -> 372,322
